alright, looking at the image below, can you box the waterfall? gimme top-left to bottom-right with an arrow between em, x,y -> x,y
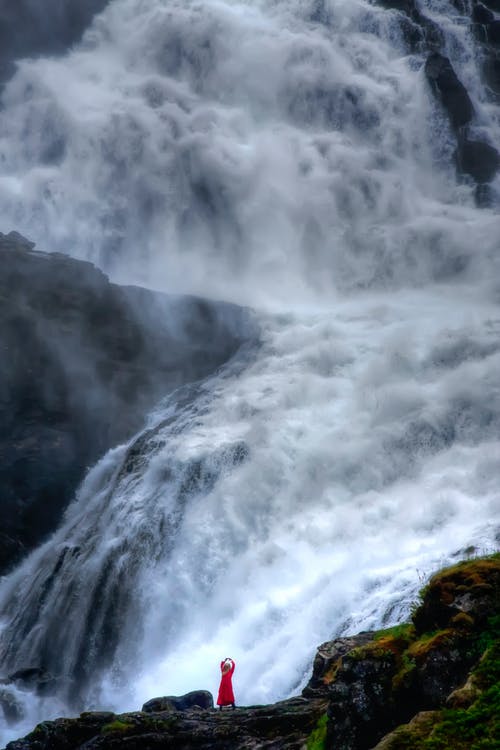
1,0 -> 500,744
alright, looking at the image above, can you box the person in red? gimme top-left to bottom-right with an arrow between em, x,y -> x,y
217,657 -> 236,710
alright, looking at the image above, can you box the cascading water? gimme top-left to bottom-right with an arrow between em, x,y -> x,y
1,0 -> 500,744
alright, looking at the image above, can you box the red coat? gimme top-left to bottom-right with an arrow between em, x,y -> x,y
217,659 -> 235,706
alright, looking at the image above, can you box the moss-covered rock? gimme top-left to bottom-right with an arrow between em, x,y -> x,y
300,553 -> 500,750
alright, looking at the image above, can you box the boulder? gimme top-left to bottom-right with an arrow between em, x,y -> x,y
425,53 -> 474,129
472,3 -> 495,24
0,1 -> 110,84
142,691 -> 214,713
455,138 -> 500,182
0,688 -> 24,725
487,20 -> 500,45
6,668 -> 58,696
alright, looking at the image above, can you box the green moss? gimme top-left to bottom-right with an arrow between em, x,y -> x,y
101,719 -> 135,734
392,652 -> 417,692
408,629 -> 457,663
374,624 -> 415,642
307,713 -> 328,750
399,641 -> 500,749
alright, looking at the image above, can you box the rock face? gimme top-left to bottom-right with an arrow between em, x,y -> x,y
0,0 -> 110,84
306,554 -> 500,750
424,53 -> 474,130
376,0 -> 500,194
3,554 -> 499,749
0,231 -> 256,574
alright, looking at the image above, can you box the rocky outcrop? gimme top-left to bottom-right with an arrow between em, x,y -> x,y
0,1 -> 110,84
3,554 -> 499,750
376,0 -> 500,197
306,554 -> 500,750
142,692 -> 214,713
424,53 -> 474,130
0,231 -> 256,574
423,47 -> 499,195
4,697 -> 327,750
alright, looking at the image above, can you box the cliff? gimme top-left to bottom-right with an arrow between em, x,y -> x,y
0,231 -> 256,574
2,554 -> 498,749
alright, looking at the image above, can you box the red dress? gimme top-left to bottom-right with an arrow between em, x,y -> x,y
217,659 -> 235,706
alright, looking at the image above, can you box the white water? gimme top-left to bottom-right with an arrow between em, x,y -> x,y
1,0 -> 500,745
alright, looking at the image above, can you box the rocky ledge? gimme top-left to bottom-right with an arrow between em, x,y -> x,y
0,231 -> 256,574
3,553 -> 498,750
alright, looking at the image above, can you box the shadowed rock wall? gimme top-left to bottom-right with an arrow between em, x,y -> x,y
0,231 -> 256,574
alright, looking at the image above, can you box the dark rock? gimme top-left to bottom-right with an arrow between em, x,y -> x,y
142,691 -> 214,713
372,711 -> 441,750
487,20 -> 500,44
302,633 -> 375,697
0,232 -> 257,574
472,3 -> 495,24
301,555 -> 500,750
6,668 -> 57,696
6,699 -> 326,750
412,556 -> 500,634
455,138 -> 500,182
0,1 -> 111,86
0,688 -> 24,724
325,647 -> 399,750
483,55 -> 500,95
425,53 -> 474,130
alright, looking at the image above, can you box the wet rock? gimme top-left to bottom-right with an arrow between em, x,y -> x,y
472,3 -> 495,24
455,138 -> 500,182
412,556 -> 500,633
425,53 -> 474,130
5,699 -> 326,750
0,1 -> 111,85
301,555 -> 500,750
487,20 -> 500,45
6,668 -> 58,696
302,633 -> 375,697
371,711 -> 441,750
142,691 -> 214,713
0,232 -> 256,574
0,688 -> 24,725
483,55 -> 500,95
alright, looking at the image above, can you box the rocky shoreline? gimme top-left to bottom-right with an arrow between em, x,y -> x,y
2,553 -> 498,750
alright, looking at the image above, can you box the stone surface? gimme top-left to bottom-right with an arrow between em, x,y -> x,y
424,53 -> 474,129
3,555 -> 499,749
142,692 -> 214,713
0,1 -> 110,84
0,232 -> 256,574
5,698 -> 326,750
456,139 -> 500,183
